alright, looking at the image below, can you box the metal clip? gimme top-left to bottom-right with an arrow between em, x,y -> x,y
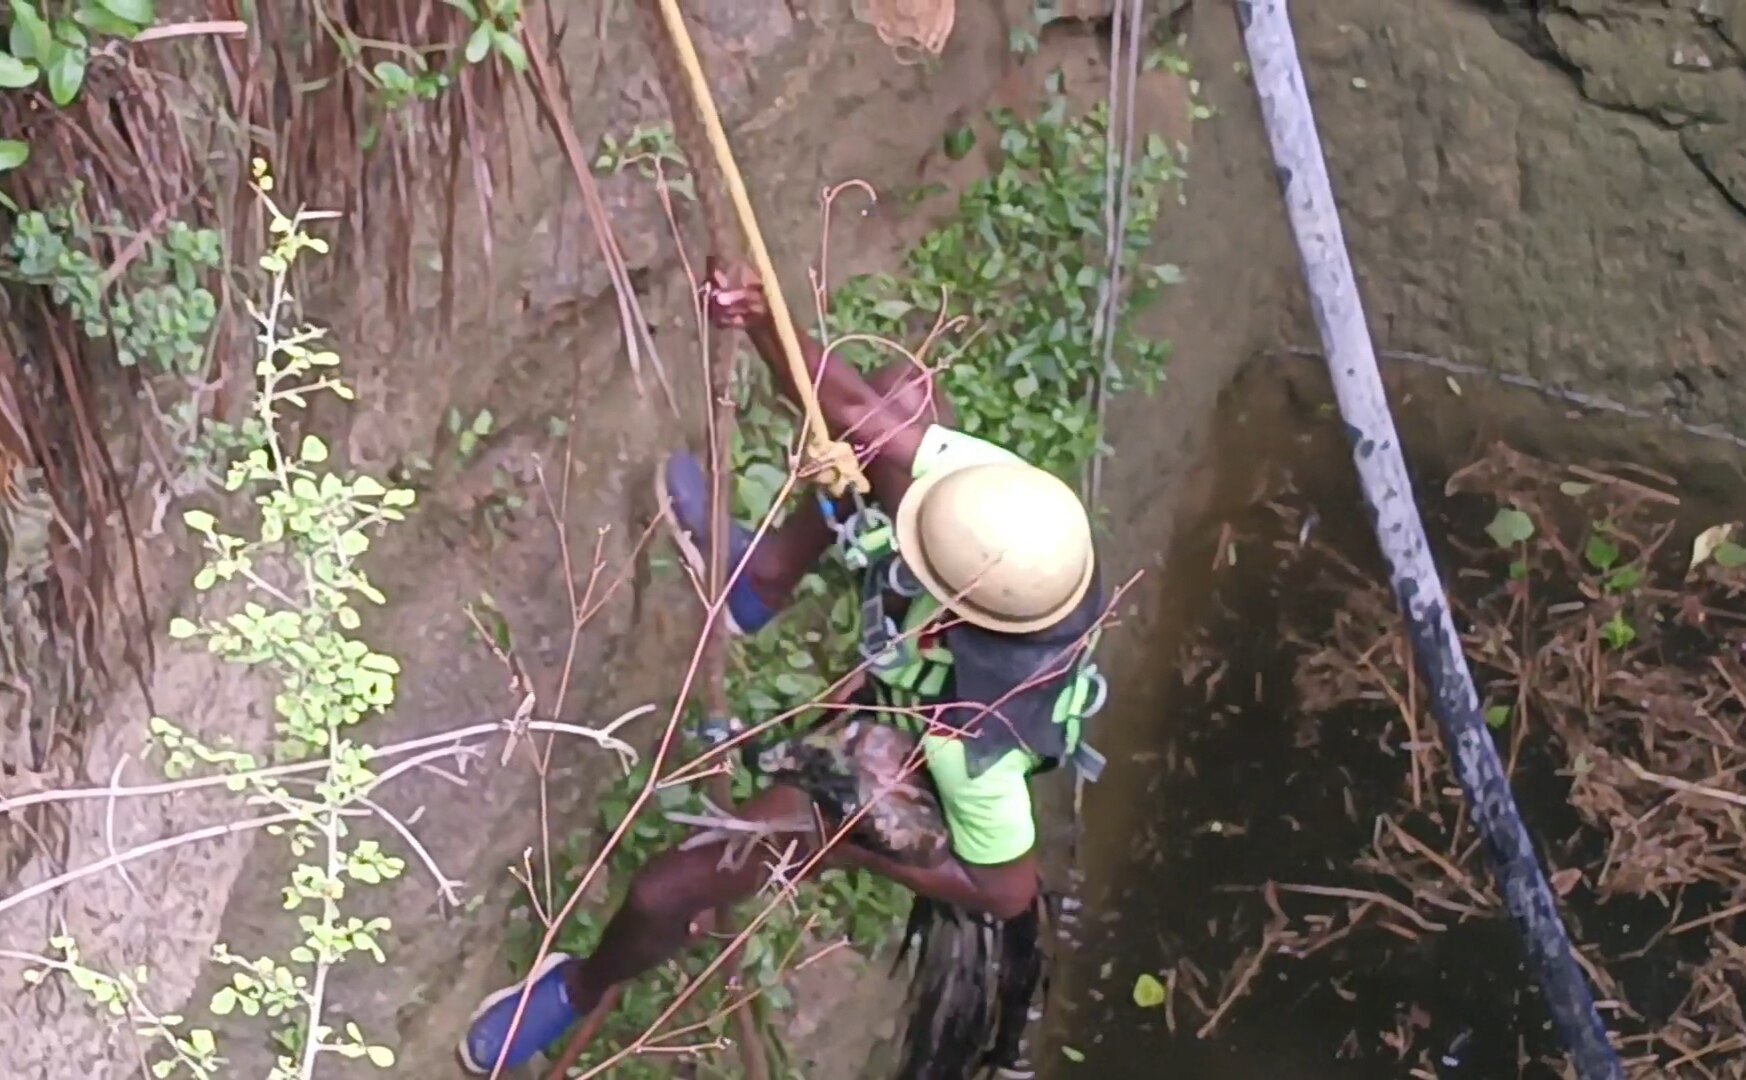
887,556 -> 925,598
1071,742 -> 1107,783
1077,665 -> 1109,722
860,612 -> 904,672
698,714 -> 741,747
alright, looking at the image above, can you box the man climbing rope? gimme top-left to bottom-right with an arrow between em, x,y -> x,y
459,262 -> 1111,1077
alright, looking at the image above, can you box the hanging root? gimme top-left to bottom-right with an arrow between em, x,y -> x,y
894,891 -> 1056,1079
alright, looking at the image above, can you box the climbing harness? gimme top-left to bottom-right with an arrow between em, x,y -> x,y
817,487 -> 1110,782
651,0 -> 869,497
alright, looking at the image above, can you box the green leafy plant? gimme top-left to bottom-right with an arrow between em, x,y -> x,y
444,0 -> 527,71
822,94 -> 1180,478
596,123 -> 697,202
1583,524 -> 1642,595
17,936 -> 225,1078
447,405 -> 495,462
1485,505 -> 1535,580
1600,610 -> 1636,651
30,161 -> 414,1079
2,204 -> 222,374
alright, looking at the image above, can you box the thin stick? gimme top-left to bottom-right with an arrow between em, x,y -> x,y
1269,881 -> 1444,933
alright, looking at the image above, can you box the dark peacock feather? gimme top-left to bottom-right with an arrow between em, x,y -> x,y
757,717 -> 951,867
759,717 -> 1055,1078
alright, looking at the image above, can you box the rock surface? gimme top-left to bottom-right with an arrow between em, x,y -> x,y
6,0 -> 1746,1077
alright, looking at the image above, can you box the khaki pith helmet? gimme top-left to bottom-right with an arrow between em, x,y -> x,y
893,461 -> 1096,634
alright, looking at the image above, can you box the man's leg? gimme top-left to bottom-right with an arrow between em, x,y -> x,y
459,785 -> 822,1074
657,360 -> 955,634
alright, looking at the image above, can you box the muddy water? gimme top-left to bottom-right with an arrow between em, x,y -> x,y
1038,357 -> 1745,1078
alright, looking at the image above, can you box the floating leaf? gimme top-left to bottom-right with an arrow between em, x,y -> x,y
1716,541 -> 1746,570
1484,704 -> 1510,729
1132,972 -> 1166,1008
1061,1046 -> 1085,1063
1583,534 -> 1619,573
1485,507 -> 1535,548
1691,523 -> 1736,572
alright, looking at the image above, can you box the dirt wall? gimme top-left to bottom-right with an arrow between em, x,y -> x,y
5,0 -> 1746,1077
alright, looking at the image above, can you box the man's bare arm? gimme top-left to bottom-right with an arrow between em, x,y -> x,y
707,262 -> 930,485
829,842 -> 1039,921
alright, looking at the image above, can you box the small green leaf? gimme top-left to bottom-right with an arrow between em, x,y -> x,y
0,52 -> 39,87
366,1046 -> 396,1068
71,6 -> 139,36
464,23 -> 491,63
300,434 -> 328,463
1061,1046 -> 1085,1063
10,1 -> 50,61
490,28 -> 527,71
46,43 -> 84,105
0,137 -> 28,170
1484,507 -> 1535,548
168,617 -> 198,639
1583,534 -> 1619,573
1716,541 -> 1746,569
10,1 -> 52,61
183,509 -> 216,533
94,0 -> 154,26
373,60 -> 411,91
1131,972 -> 1166,1007
188,1028 -> 216,1056
1484,704 -> 1510,729
943,126 -> 976,160
209,986 -> 238,1016
1558,481 -> 1592,497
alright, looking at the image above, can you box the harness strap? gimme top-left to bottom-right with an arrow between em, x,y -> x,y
823,489 -> 1112,783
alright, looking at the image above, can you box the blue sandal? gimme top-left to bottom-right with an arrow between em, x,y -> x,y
457,952 -> 579,1074
655,451 -> 775,635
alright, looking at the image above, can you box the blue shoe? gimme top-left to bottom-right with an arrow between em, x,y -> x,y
457,952 -> 578,1074
656,451 -> 775,635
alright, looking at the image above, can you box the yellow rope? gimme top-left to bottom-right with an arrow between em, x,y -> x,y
652,0 -> 871,497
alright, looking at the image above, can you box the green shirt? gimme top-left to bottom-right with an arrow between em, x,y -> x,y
902,424 -> 1042,867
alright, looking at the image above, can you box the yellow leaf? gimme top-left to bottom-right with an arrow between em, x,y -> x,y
1691,523 -> 1735,572
1132,972 -> 1166,1008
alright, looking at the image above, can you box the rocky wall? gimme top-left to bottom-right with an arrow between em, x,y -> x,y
6,0 -> 1746,1077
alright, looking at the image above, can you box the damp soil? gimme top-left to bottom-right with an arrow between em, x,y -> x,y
1041,357 -> 1746,1079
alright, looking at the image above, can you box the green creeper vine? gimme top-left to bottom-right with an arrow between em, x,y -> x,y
19,161 -> 416,1078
